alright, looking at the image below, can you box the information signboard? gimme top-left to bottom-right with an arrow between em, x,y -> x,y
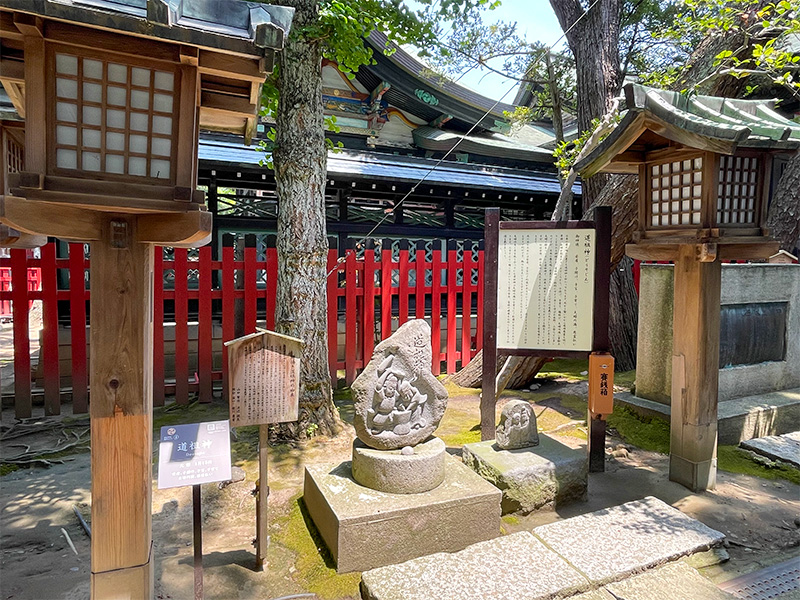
157,420 -> 232,489
497,228 -> 596,352
225,330 -> 303,427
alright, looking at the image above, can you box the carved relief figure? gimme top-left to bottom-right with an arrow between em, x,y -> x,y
368,356 -> 429,436
352,319 -> 448,450
496,399 -> 539,450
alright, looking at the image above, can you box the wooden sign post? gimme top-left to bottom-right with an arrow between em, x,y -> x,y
225,330 -> 303,570
482,206 -> 611,471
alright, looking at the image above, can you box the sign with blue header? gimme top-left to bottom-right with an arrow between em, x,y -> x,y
157,421 -> 232,489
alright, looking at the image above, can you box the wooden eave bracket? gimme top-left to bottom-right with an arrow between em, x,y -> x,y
0,221 -> 46,248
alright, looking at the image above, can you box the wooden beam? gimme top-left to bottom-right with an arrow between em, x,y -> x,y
90,217 -> 154,597
669,243 -> 720,492
13,13 -> 43,37
0,57 -> 24,84
44,21 -> 179,63
0,196 -> 103,240
0,11 -> 24,40
200,90 -> 257,117
0,80 -> 24,118
23,34 -> 45,172
198,50 -> 265,82
135,211 -> 212,248
176,63 -> 199,190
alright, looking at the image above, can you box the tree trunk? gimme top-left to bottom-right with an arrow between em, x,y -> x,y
549,0 -> 621,210
767,154 -> 800,253
272,0 -> 342,440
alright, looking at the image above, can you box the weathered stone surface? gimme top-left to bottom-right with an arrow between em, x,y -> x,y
496,399 -> 539,450
532,496 -> 725,585
604,561 -> 735,600
303,455 -> 500,573
741,431 -> 800,467
360,531 -> 589,600
353,320 -> 448,450
352,436 -> 446,494
462,434 -> 587,514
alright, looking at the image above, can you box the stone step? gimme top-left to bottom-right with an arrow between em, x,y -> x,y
572,562 -> 736,600
740,431 -> 800,468
361,496 -> 725,600
615,389 -> 800,445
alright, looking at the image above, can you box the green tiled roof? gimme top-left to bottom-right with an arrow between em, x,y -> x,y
576,83 -> 800,177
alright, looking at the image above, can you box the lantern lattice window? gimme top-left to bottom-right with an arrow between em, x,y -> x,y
50,47 -> 177,182
6,135 -> 23,174
717,155 -> 759,225
649,156 -> 703,227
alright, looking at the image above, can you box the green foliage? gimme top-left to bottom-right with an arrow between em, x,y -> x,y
654,0 -> 800,96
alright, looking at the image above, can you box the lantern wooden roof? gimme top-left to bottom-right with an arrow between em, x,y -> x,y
576,83 -> 800,178
0,0 -> 293,142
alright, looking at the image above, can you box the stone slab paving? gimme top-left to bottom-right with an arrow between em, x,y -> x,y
531,496 -> 725,586
600,561 -> 735,599
360,531 -> 590,600
741,431 -> 800,467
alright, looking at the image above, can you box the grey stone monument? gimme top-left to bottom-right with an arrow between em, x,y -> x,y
496,399 -> 539,450
353,319 -> 448,450
351,319 -> 449,493
303,321 -> 502,573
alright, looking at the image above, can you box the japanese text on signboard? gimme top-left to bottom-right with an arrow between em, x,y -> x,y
497,229 -> 596,351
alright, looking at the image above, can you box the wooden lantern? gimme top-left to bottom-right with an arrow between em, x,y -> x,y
0,2 -> 292,597
576,83 -> 799,492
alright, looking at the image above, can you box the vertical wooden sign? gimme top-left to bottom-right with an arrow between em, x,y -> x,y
224,329 -> 303,571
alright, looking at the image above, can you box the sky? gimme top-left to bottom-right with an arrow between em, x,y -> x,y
434,0 -> 569,102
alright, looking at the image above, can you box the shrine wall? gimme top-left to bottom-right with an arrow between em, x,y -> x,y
636,263 -> 800,403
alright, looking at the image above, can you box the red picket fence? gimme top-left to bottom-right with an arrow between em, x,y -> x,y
0,238 -> 484,418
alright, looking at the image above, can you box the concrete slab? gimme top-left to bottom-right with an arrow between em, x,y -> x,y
740,431 -> 800,467
532,496 -> 725,586
360,531 -> 590,600
615,389 -> 800,445
462,434 -> 587,514
303,455 -> 501,573
603,562 -> 735,600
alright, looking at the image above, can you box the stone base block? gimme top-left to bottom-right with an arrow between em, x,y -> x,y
352,436 -> 446,494
303,455 -> 501,573
462,434 -> 587,514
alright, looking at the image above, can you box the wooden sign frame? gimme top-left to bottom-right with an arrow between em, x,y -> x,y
480,206 -> 612,440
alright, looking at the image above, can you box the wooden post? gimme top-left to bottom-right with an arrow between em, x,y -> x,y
669,243 -> 721,492
480,208 -> 500,441
90,217 -> 154,599
255,424 -> 270,570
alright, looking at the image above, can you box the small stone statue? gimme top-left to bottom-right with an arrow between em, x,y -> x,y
496,399 -> 539,450
353,320 -> 448,450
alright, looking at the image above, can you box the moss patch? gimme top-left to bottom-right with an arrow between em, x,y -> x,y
536,359 -> 636,390
437,407 -> 482,448
334,387 -> 355,425
718,446 -> 800,485
606,405 -> 670,454
272,494 -> 360,599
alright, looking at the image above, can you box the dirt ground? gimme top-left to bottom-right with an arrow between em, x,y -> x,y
1,380 -> 799,600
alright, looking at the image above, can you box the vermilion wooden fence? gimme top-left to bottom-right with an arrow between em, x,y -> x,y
1,237 -> 484,418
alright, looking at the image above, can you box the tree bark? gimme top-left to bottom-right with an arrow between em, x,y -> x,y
767,154 -> 800,253
549,0 -> 621,210
272,0 -> 342,440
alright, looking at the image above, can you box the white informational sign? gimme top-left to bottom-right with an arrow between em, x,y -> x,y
497,228 -> 596,351
225,330 -> 303,427
157,420 -> 232,489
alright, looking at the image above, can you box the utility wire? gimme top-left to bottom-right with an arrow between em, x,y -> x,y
326,0 -> 600,276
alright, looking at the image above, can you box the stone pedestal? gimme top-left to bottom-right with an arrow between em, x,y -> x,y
352,436 -> 446,494
303,455 -> 501,573
462,434 -> 587,514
